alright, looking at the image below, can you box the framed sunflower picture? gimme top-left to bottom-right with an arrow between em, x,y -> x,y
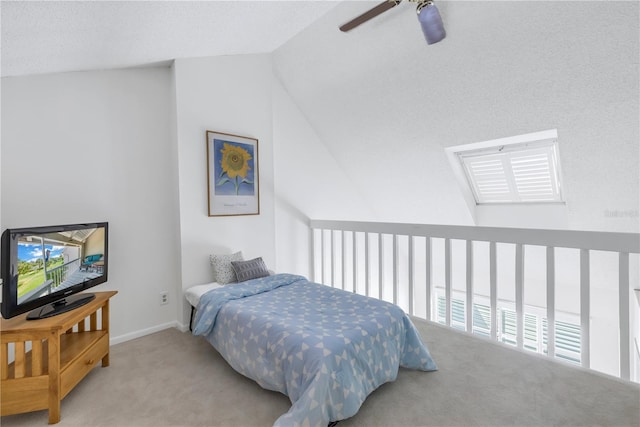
206,130 -> 259,216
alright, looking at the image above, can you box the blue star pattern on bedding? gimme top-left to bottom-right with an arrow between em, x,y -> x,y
192,273 -> 437,427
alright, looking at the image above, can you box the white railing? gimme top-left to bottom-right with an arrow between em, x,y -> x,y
309,219 -> 640,381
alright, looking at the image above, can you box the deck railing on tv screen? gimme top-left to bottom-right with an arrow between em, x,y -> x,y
309,219 -> 640,382
45,259 -> 81,288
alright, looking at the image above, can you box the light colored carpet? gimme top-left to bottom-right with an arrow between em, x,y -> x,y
2,319 -> 639,426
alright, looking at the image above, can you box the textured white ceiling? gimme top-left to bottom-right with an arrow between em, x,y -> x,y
273,1 -> 639,228
1,0 -> 340,77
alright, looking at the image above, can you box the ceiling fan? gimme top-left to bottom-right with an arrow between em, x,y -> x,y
339,0 -> 446,45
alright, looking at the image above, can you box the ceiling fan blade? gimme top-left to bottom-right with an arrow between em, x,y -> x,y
339,0 -> 401,32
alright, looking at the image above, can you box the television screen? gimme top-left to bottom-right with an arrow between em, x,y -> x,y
1,222 -> 108,319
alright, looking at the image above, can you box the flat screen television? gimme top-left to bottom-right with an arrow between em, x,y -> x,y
1,222 -> 108,320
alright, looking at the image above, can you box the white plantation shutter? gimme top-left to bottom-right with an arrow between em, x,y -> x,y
437,294 -> 580,364
510,148 -> 560,202
464,154 -> 512,203
458,140 -> 563,204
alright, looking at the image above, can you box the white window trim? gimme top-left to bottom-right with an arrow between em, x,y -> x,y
445,130 -> 565,211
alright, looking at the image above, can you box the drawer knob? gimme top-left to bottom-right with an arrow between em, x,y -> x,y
86,359 -> 95,365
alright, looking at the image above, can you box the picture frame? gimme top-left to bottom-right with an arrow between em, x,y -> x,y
206,130 -> 260,216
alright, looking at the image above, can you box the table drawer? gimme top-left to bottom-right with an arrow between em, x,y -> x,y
61,333 -> 109,398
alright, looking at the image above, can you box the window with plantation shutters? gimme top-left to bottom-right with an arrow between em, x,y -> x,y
499,307 -> 580,365
457,140 -> 563,204
436,294 -> 580,364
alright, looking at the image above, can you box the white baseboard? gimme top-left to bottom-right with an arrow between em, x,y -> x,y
176,321 -> 189,333
110,321 -> 182,345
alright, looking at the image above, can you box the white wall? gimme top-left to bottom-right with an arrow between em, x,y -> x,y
1,1 -> 636,374
273,1 -> 639,378
475,205 -> 569,229
273,1 -> 639,233
0,53 -> 367,336
1,68 -> 183,341
272,77 -> 375,277
173,55 -> 277,326
0,81 -> 2,270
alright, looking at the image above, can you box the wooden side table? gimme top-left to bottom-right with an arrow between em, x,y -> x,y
1,291 -> 117,424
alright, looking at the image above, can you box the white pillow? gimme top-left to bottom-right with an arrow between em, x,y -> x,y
209,251 -> 243,284
184,282 -> 222,307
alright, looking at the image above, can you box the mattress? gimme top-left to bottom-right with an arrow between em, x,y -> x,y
184,282 -> 222,307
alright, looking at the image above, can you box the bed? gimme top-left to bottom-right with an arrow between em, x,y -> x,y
190,273 -> 437,427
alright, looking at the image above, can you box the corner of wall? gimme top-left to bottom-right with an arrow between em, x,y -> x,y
174,54 -> 277,298
169,61 -> 186,327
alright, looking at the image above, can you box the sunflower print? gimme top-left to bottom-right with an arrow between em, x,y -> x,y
220,143 -> 252,179
215,141 -> 254,196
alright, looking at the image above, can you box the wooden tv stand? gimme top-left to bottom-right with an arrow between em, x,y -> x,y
1,291 -> 117,424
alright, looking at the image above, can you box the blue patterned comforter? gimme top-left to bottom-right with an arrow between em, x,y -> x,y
192,274 -> 436,426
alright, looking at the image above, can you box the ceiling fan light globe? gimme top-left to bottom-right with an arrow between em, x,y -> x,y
418,3 -> 446,45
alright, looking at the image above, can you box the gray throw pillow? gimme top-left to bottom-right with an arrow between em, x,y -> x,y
231,257 -> 270,282
209,251 -> 243,284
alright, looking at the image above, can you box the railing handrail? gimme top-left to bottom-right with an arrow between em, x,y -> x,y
310,219 -> 640,253
310,218 -> 639,382
46,258 -> 81,274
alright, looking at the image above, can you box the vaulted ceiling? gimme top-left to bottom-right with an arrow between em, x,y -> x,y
271,1 -> 639,229
1,0 -> 339,77
3,1 -> 638,232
